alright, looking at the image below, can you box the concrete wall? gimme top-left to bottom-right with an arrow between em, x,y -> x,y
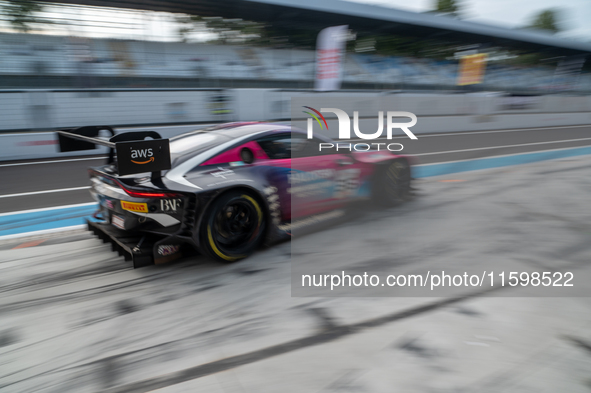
0,89 -> 230,131
286,93 -> 591,139
1,88 -> 590,161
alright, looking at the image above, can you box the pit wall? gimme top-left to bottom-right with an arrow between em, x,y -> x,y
1,88 -> 590,161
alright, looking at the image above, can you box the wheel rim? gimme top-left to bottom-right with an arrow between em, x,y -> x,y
212,197 -> 259,250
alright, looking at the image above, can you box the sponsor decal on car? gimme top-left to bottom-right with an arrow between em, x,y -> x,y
210,167 -> 235,179
121,201 -> 148,213
112,214 -> 125,230
115,139 -> 171,176
130,147 -> 154,164
288,169 -> 335,198
160,198 -> 182,212
157,244 -> 181,256
333,168 -> 361,199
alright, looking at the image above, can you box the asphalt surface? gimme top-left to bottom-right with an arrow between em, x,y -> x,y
1,124 -> 590,213
1,155 -> 590,392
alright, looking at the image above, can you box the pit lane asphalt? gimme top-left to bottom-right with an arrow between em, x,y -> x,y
1,124 -> 590,213
1,154 -> 590,392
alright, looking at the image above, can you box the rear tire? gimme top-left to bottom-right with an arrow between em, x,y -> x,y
200,190 -> 266,262
375,159 -> 411,206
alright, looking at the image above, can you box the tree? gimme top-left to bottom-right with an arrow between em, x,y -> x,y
527,9 -> 560,33
432,0 -> 462,18
1,0 -> 44,32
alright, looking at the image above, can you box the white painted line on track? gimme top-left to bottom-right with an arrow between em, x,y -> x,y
343,124 -> 591,141
408,124 -> 591,139
0,202 -> 96,217
0,186 -> 91,199
0,157 -> 106,168
0,225 -> 86,241
411,137 -> 591,156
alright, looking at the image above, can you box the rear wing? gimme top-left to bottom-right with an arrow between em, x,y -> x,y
56,126 -> 171,180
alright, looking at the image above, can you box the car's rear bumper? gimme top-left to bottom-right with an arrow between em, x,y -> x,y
87,219 -> 187,268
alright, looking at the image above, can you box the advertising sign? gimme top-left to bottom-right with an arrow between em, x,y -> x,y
315,25 -> 348,91
457,53 -> 487,86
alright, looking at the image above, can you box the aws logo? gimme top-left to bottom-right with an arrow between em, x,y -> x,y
131,148 -> 154,164
116,140 -> 170,176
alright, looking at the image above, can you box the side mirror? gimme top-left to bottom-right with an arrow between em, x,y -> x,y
241,148 -> 255,164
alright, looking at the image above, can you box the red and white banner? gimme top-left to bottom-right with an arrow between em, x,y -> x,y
315,25 -> 348,91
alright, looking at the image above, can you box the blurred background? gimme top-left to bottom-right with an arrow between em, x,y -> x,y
0,0 -> 588,92
0,0 -> 589,139
0,0 -> 589,154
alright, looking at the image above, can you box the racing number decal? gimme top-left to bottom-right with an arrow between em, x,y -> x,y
333,169 -> 361,199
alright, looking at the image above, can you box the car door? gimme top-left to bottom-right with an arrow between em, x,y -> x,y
256,133 -> 338,220
298,137 -> 367,208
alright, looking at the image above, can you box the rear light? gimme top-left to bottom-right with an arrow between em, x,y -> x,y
88,169 -> 179,198
115,180 -> 178,198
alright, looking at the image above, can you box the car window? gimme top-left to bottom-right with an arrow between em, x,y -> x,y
257,134 -> 306,159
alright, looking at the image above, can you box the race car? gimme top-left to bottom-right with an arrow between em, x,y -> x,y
56,122 -> 412,267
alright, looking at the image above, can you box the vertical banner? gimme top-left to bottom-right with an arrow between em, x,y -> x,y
315,25 -> 348,91
457,53 -> 487,86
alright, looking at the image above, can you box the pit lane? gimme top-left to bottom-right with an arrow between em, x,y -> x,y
1,153 -> 590,392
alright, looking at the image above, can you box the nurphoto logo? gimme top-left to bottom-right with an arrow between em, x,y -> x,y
303,106 -> 418,152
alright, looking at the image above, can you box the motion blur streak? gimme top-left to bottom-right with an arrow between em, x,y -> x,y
0,157 -> 106,168
0,187 -> 91,199
11,239 -> 47,249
